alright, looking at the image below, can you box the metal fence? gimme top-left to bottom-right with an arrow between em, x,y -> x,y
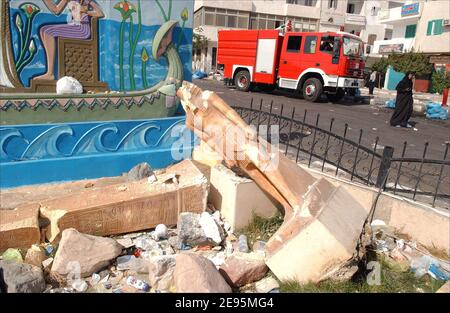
231,101 -> 450,209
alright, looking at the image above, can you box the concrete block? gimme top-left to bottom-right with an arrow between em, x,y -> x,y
209,163 -> 279,231
0,204 -> 41,252
265,180 -> 368,283
40,160 -> 209,242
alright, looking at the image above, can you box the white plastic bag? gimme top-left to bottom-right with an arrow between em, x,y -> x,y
56,76 -> 83,95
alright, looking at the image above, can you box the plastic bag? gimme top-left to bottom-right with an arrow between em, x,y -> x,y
385,99 -> 396,109
426,102 -> 448,120
56,76 -> 83,95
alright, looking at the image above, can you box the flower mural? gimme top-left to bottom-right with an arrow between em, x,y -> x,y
141,47 -> 149,89
114,0 -> 142,91
14,2 -> 41,79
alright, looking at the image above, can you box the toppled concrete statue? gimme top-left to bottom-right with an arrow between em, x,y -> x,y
177,81 -> 369,283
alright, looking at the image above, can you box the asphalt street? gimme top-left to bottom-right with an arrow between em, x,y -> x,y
194,79 -> 450,160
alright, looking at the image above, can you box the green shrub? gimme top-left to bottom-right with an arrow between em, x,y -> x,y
388,52 -> 433,79
371,57 -> 390,74
431,70 -> 450,94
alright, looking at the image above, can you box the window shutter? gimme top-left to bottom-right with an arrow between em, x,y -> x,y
405,25 -> 416,38
426,21 -> 433,36
434,19 -> 443,35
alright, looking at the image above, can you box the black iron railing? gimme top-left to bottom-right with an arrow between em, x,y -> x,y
232,101 -> 450,209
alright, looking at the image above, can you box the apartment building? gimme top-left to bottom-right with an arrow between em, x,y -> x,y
193,0 -> 450,73
193,0 -> 322,73
370,0 -> 450,63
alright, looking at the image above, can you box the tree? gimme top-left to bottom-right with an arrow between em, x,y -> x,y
431,69 -> 450,94
193,33 -> 208,55
371,57 -> 389,74
388,52 -> 433,78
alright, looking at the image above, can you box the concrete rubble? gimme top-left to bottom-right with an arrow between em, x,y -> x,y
173,253 -> 232,293
219,252 -> 268,287
0,204 -> 41,252
0,260 -> 46,293
1,82 -> 449,293
52,228 -> 123,278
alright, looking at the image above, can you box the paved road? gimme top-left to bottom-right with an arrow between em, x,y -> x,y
194,79 -> 450,160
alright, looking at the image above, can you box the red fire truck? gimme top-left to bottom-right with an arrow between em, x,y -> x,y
217,29 -> 365,102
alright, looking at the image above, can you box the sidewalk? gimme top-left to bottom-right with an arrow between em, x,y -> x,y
361,87 -> 449,115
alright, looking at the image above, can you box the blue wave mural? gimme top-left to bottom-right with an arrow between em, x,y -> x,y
0,117 -> 198,188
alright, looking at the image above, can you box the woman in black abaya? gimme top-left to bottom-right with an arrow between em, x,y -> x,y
390,72 -> 415,128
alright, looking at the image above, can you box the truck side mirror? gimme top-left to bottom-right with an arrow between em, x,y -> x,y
332,38 -> 340,64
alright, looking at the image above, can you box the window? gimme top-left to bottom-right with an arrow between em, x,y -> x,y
368,34 -> 377,45
205,13 -> 214,26
227,16 -> 237,28
405,24 -> 417,38
194,10 -> 202,28
427,20 -> 443,36
305,0 -> 315,6
304,36 -> 317,54
328,0 -> 338,9
320,36 -> 335,53
286,36 -> 302,52
347,3 -> 355,14
216,14 -> 226,27
238,17 -> 248,29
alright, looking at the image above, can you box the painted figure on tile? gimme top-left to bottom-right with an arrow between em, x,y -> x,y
36,0 -> 104,80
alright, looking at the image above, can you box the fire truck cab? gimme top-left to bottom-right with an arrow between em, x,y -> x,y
217,29 -> 365,102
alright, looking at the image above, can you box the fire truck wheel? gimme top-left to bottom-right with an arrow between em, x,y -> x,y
235,70 -> 251,92
303,78 -> 323,102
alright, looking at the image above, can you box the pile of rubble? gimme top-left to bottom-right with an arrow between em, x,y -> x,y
0,207 -> 278,293
369,219 -> 450,284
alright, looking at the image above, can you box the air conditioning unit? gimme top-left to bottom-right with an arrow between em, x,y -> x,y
443,19 -> 450,26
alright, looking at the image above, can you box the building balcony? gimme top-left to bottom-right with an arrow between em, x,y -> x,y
345,13 -> 366,26
377,2 -> 422,25
372,38 -> 415,55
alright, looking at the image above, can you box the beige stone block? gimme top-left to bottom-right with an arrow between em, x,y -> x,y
0,204 -> 41,252
40,160 -> 209,242
265,183 -> 368,283
209,164 -> 279,231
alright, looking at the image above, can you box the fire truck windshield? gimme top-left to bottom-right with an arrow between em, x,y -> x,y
342,37 -> 362,57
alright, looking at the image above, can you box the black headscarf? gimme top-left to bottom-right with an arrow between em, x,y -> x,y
396,72 -> 414,94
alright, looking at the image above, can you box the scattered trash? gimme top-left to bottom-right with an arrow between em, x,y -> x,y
56,76 -> 83,95
127,162 -> 155,181
252,240 -> 266,254
385,99 -> 396,109
44,244 -> 55,257
118,186 -> 127,192
192,70 -> 207,79
428,263 -> 449,281
425,102 -> 448,120
1,248 -> 23,262
153,224 -> 168,241
180,243 -> 191,250
238,234 -> 249,253
90,273 -> 101,285
126,276 -> 150,292
71,279 -> 88,292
